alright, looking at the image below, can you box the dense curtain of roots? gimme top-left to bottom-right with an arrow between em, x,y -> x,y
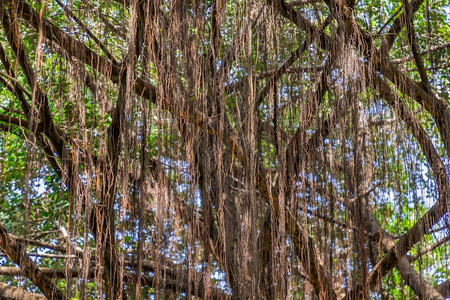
0,0 -> 448,299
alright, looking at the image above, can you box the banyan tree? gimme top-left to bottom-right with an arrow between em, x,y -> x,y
0,0 -> 448,299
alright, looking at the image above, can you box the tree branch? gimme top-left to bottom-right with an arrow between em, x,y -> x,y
13,0 -> 156,101
0,263 -> 228,299
383,0 -> 425,53
408,235 -> 450,261
0,281 -> 46,300
402,0 -> 431,89
54,0 -> 118,65
1,2 -> 65,158
255,15 -> 332,108
268,0 -> 450,155
0,221 -> 67,300
392,43 -> 450,64
343,64 -> 449,297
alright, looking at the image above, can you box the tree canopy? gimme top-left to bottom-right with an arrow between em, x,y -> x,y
0,0 -> 449,299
